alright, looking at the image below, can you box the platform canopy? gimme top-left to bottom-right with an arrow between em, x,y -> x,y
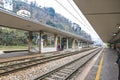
0,9 -> 92,43
74,0 -> 120,43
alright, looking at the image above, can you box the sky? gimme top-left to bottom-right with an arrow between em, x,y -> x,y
28,0 -> 101,41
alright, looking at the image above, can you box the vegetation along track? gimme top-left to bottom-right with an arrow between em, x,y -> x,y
34,48 -> 102,80
0,48 -> 94,76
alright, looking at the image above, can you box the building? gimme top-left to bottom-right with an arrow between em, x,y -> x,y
0,0 -> 13,11
0,0 -> 4,7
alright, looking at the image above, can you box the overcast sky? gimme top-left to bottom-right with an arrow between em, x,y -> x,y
28,0 -> 101,41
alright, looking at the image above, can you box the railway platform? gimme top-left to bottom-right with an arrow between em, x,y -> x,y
76,48 -> 118,80
0,48 -> 89,63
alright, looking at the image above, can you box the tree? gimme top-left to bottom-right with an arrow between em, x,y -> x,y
46,20 -> 56,27
46,7 -> 55,17
56,24 -> 64,30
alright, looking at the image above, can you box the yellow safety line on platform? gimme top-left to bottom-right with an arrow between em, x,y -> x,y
95,52 -> 104,80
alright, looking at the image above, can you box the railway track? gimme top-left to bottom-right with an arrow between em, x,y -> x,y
0,48 -> 92,67
34,48 -> 102,80
0,48 -> 94,76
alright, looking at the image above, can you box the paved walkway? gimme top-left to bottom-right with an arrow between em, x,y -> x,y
76,48 -> 118,80
100,48 -> 118,80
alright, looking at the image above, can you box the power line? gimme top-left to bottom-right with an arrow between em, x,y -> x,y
55,0 -> 87,28
67,0 -> 87,25
67,0 -> 94,32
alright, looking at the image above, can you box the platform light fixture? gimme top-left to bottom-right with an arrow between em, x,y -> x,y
113,33 -> 116,36
116,24 -> 120,29
118,25 -> 120,29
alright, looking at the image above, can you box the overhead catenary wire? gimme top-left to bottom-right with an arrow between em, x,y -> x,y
67,0 -> 93,32
55,0 -> 88,29
67,0 -> 100,39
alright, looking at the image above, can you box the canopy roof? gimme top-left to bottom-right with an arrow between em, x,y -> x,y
74,0 -> 120,43
0,9 -> 92,43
